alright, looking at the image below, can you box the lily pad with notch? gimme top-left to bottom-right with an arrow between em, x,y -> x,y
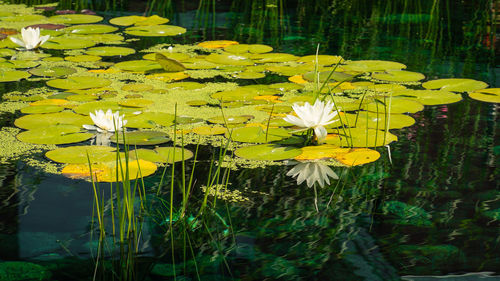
0,70 -> 31,82
422,78 -> 488,92
469,88 -> 500,103
125,112 -> 176,128
29,66 -> 76,77
111,131 -> 170,145
228,126 -> 291,143
235,144 -> 302,161
14,112 -> 91,129
85,46 -> 136,57
63,24 -> 118,34
62,159 -> 157,182
47,76 -> 112,90
46,145 -> 122,163
17,124 -> 93,145
49,14 -> 103,24
124,25 -> 186,36
130,147 -> 193,163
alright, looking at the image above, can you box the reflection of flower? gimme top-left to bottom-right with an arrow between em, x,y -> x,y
83,109 -> 127,132
10,27 -> 50,50
91,132 -> 112,146
286,161 -> 338,188
283,100 -> 339,141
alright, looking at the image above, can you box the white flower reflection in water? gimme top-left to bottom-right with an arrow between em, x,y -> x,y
91,132 -> 113,146
286,161 -> 338,188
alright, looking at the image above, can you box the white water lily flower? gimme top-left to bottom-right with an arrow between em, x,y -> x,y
10,27 -> 50,50
83,109 -> 127,132
283,99 -> 339,141
286,161 -> 338,188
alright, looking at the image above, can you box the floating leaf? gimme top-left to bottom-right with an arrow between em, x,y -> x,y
422,78 -> 488,92
0,70 -> 31,82
334,148 -> 380,166
17,125 -> 93,144
65,55 -> 101,62
118,98 -> 154,108
130,147 -> 193,163
85,46 -> 136,56
47,76 -> 112,90
29,66 -> 76,77
344,112 -> 416,129
325,128 -> 397,147
155,53 -> 186,72
110,15 -> 169,26
122,84 -> 154,92
364,97 -> 424,114
49,14 -> 103,24
63,24 -> 118,34
198,40 -> 239,49
42,36 -> 96,49
295,145 -> 350,160
72,101 -> 122,115
250,53 -> 299,63
62,159 -> 157,182
15,112 -> 91,129
46,145 -> 122,163
303,71 -> 354,82
146,72 -> 189,82
165,82 -> 204,90
124,25 -> 186,36
228,127 -> 290,143
235,144 -> 302,161
469,88 -> 500,103
297,55 -> 343,65
205,52 -> 253,66
143,52 -> 190,62
21,105 -> 64,114
111,131 -> 170,145
372,70 -> 425,82
0,60 -> 40,69
394,89 -> 462,105
125,112 -> 175,128
207,115 -> 252,125
114,60 -> 162,72
342,60 -> 406,72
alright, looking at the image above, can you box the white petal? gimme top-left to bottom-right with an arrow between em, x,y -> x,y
314,126 -> 328,141
9,37 -> 25,48
83,124 -> 97,130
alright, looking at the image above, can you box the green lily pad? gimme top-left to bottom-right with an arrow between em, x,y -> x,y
114,60 -> 162,72
165,81 -> 204,90
65,55 -> 102,62
72,101 -> 122,115
207,115 -> 252,125
118,98 -> 154,108
303,71 -> 354,82
66,94 -> 99,102
325,128 -> 397,147
49,14 -> 104,24
17,125 -> 93,144
111,131 -> 170,145
205,52 -> 254,66
344,112 -> 416,129
46,145 -> 122,163
269,82 -> 304,91
130,147 -> 193,163
469,88 -> 500,103
85,46 -> 136,56
73,33 -> 124,44
2,14 -> 46,22
224,43 -> 273,54
110,15 -> 169,26
394,89 -> 463,105
0,60 -> 40,69
266,64 -> 316,76
232,71 -> 266,79
155,53 -> 186,72
0,70 -> 31,82
364,97 -> 424,114
297,55 -> 343,65
0,48 -> 16,57
63,24 -> 118,34
125,112 -> 176,128
235,144 -> 302,161
372,70 -> 425,82
29,66 -> 77,77
143,52 -> 190,62
422,78 -> 488,92
42,36 -> 96,49
228,126 -> 291,143
124,25 -> 186,36
254,104 -> 292,113
342,60 -> 407,72
250,53 -> 299,63
47,76 -> 112,90
14,112 -> 91,129
20,105 -> 64,114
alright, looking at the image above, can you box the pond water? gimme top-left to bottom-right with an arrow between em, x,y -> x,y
0,1 -> 499,280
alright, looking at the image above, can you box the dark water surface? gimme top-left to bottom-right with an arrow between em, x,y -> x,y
0,1 -> 499,280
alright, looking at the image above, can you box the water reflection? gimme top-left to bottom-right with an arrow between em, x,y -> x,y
286,160 -> 338,188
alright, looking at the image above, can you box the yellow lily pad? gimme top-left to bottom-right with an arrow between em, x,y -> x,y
334,148 -> 380,166
191,126 -> 227,135
422,78 -> 488,92
197,40 -> 239,49
469,88 -> 500,103
62,159 -> 157,182
325,128 -> 397,147
295,145 -> 350,160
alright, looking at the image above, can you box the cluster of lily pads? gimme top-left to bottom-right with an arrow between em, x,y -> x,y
0,2 -> 498,184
